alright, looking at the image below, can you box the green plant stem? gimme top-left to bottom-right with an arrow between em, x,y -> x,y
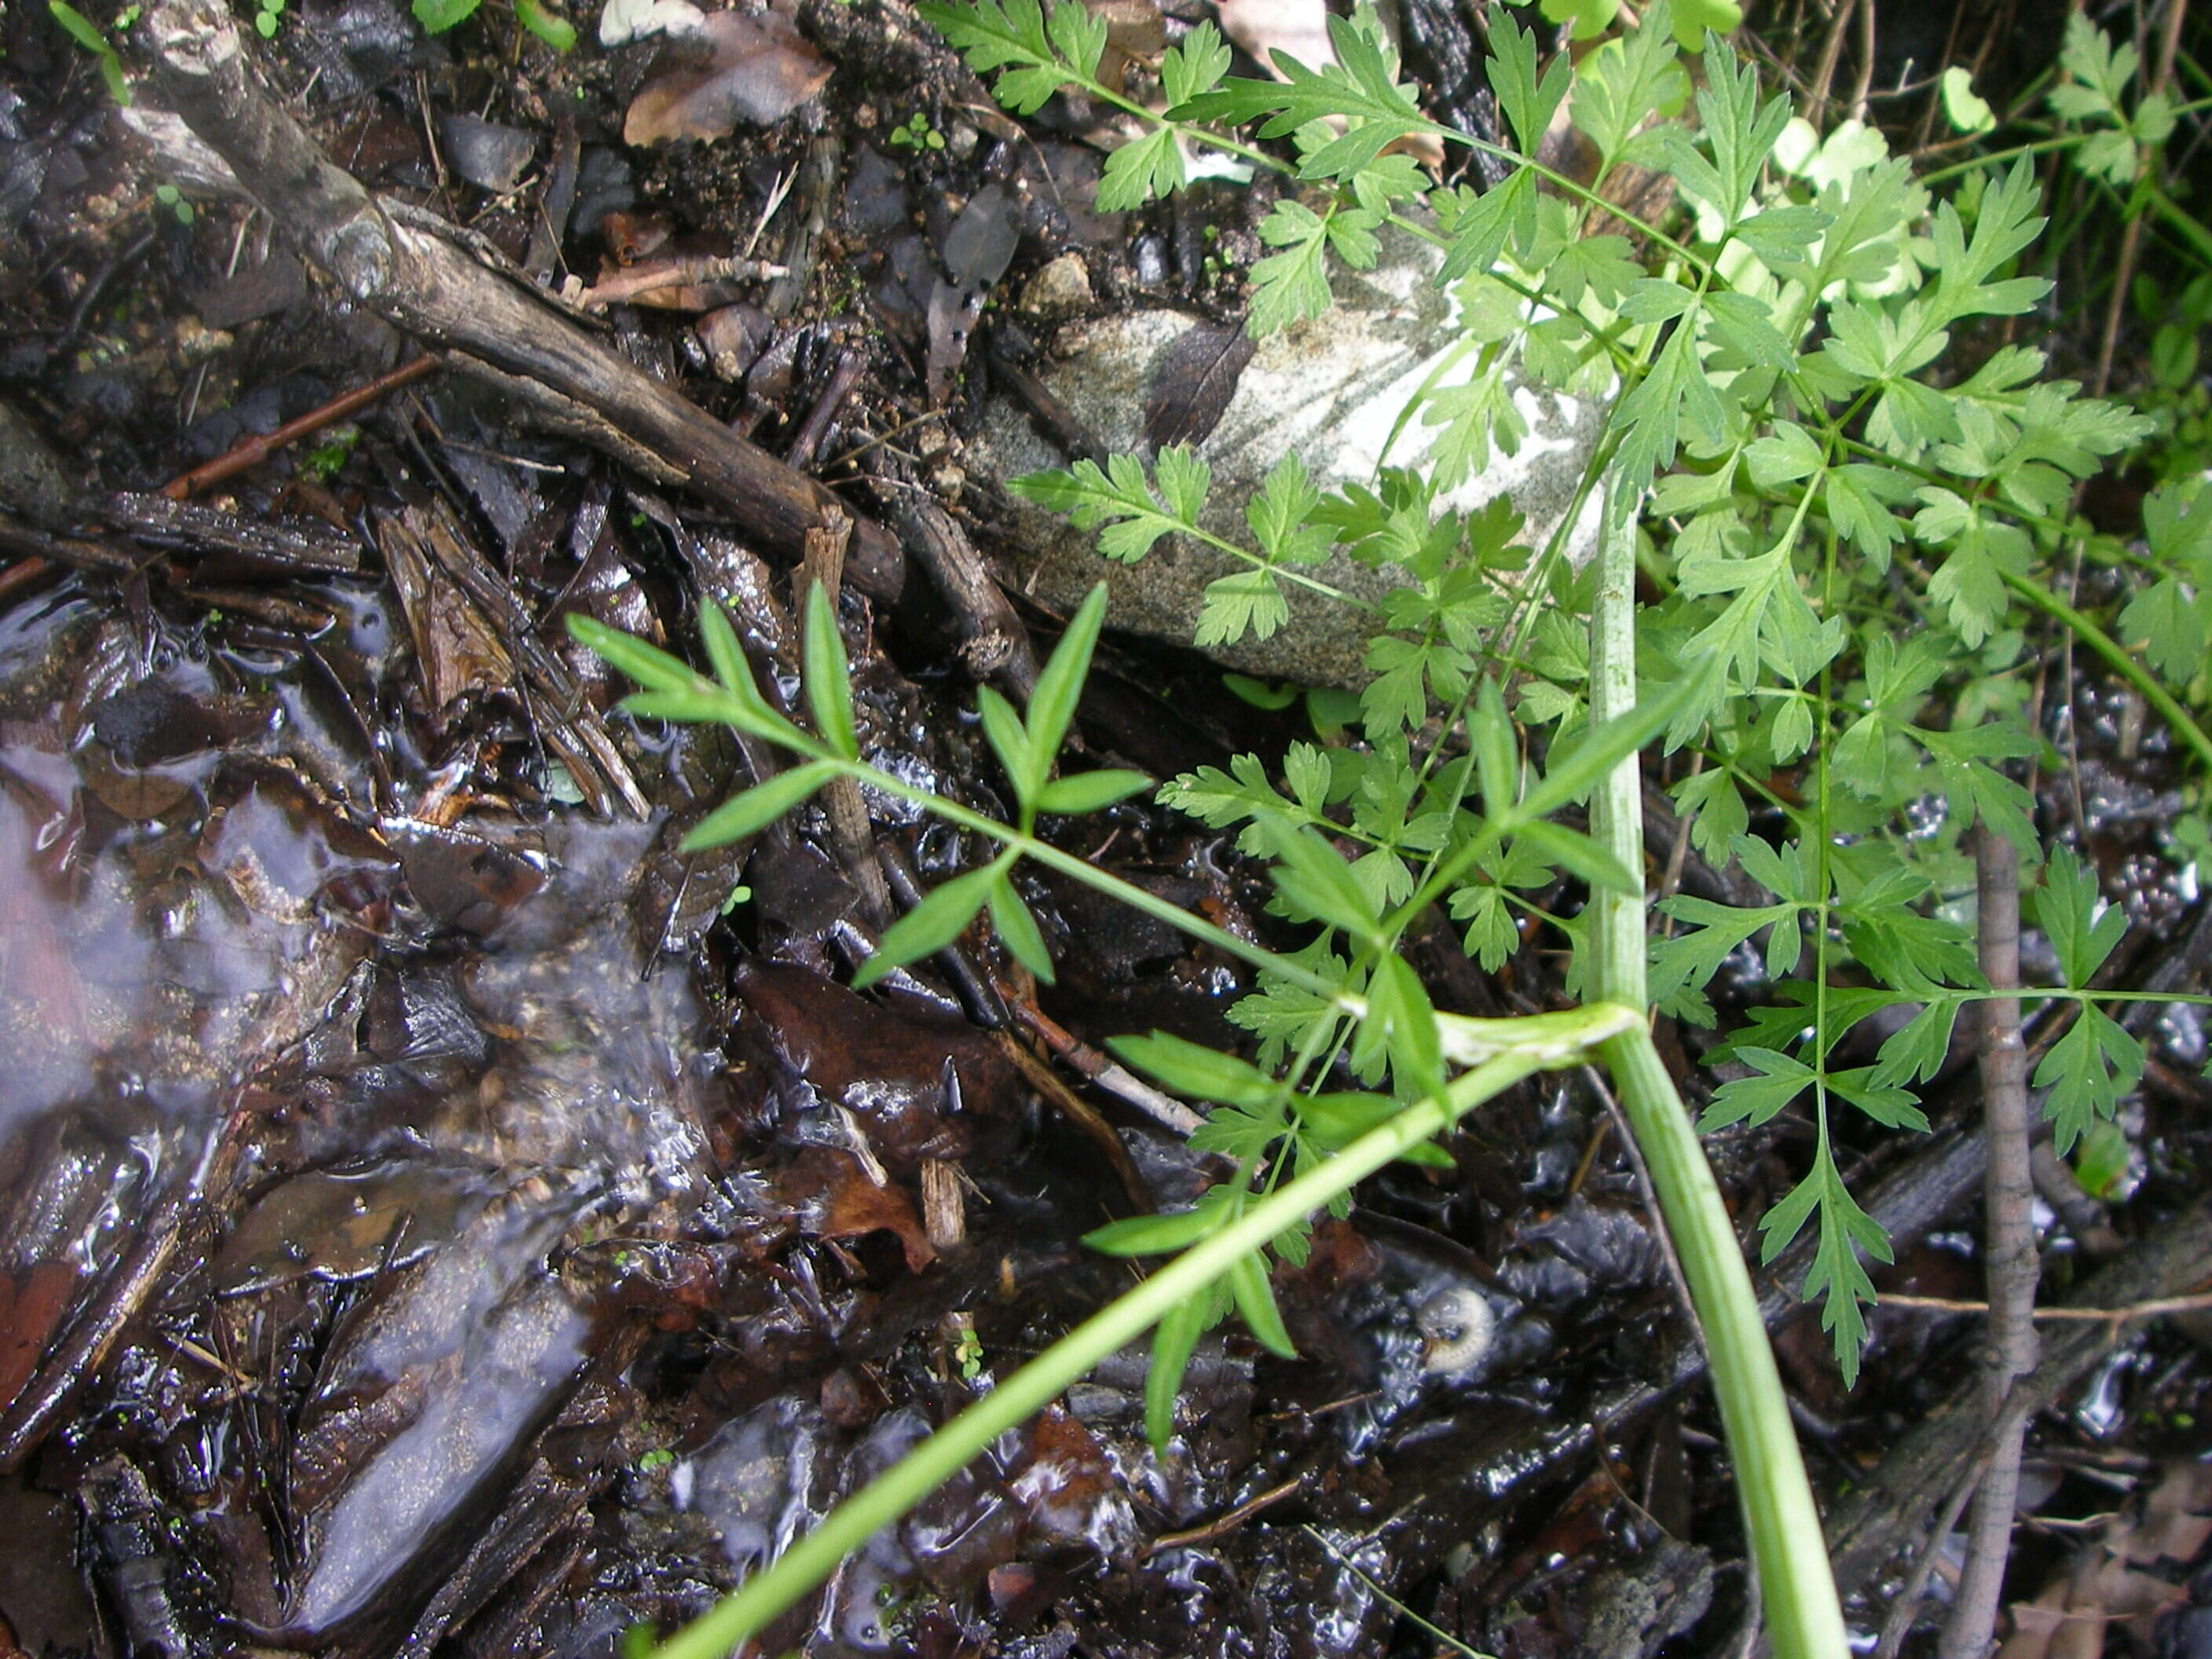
1998,569 -> 2212,776
1584,474 -> 1850,1659
646,1015 -> 1636,1659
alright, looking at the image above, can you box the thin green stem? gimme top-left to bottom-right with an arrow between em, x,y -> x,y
646,1020 -> 1635,1659
1998,569 -> 2212,776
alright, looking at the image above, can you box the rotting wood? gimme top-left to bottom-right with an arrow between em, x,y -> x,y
865,449 -> 1038,696
142,0 -> 906,602
796,507 -> 894,925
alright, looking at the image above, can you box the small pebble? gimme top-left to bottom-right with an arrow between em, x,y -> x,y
1020,252 -> 1093,320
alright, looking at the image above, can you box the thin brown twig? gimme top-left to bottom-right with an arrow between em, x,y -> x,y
1875,1386 -> 2035,1659
1804,0 -> 1859,121
161,353 -> 439,500
1146,1476 -> 1304,1555
1848,0 -> 1877,118
1877,1289 -> 2212,1320
1939,825 -> 2039,1659
1586,1062 -> 1710,1370
2091,0 -> 2188,395
569,252 -> 789,310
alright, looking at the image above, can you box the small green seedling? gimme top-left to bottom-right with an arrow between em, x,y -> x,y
952,1323 -> 984,1381
152,182 -> 194,225
888,110 -> 946,152
411,0 -> 573,49
516,0 -> 577,51
254,0 -> 284,38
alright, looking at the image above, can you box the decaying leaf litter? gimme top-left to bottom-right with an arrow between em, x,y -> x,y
0,0 -> 2210,1655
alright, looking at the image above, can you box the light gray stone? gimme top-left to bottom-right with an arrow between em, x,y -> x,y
969,229 -> 1604,687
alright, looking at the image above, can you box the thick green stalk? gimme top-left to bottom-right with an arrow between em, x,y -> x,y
648,1013 -> 1636,1659
1584,474 -> 1849,1657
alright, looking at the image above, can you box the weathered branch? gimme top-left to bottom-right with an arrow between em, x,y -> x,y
141,0 -> 905,602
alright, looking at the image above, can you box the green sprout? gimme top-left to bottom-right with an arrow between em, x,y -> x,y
888,110 -> 946,152
48,1 -> 130,104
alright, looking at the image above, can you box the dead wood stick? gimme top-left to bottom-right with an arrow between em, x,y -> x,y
763,134 -> 839,320
144,0 -> 904,602
796,509 -> 893,925
866,449 -> 1036,695
1147,1476 -> 1304,1555
992,1031 -> 1152,1212
160,353 -> 438,500
2027,1139 -> 2124,1257
1005,996 -> 1205,1137
785,346 -> 866,474
0,1108 -> 250,1470
1940,826 -> 2038,1659
569,253 -> 787,311
1877,1290 -> 2212,1320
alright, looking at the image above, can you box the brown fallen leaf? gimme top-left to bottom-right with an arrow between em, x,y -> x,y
623,10 -> 832,147
1996,1461 -> 2212,1658
1144,317 -> 1256,451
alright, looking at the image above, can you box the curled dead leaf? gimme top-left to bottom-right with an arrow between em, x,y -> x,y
623,10 -> 832,146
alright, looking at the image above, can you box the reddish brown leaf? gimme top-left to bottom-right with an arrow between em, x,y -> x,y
624,11 -> 833,146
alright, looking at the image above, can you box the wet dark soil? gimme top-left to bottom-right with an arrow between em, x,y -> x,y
2,2 -> 2210,1657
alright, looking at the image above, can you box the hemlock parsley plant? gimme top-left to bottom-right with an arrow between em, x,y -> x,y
573,5 -> 2208,1655
916,0 -> 2204,1383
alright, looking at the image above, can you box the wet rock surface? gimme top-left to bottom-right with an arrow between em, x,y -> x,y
970,229 -> 1606,687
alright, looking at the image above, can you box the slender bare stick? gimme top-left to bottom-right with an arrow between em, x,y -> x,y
161,353 -> 438,499
1939,826 -> 2039,1659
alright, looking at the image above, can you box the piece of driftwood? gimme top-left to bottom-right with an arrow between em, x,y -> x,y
97,490 -> 361,573
866,449 -> 1037,694
142,0 -> 904,602
375,496 -> 648,819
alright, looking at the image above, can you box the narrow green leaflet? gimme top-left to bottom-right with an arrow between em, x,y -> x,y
801,585 -> 859,761
2034,851 -> 2126,988
1698,1046 -> 1815,1130
2034,1009 -> 2144,1155
1109,1029 -> 1281,1108
855,860 -> 1005,989
1147,1292 -> 1211,1449
1173,7 -> 1426,148
1248,200 -> 1339,336
680,760 -> 839,851
1229,1253 -> 1297,1359
988,873 -> 1055,982
1035,769 -> 1152,815
1484,18 -> 1569,152
1760,1149 -> 1889,1386
1024,584 -> 1111,802
1097,126 -> 1185,213
1086,1201 -> 1224,1258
